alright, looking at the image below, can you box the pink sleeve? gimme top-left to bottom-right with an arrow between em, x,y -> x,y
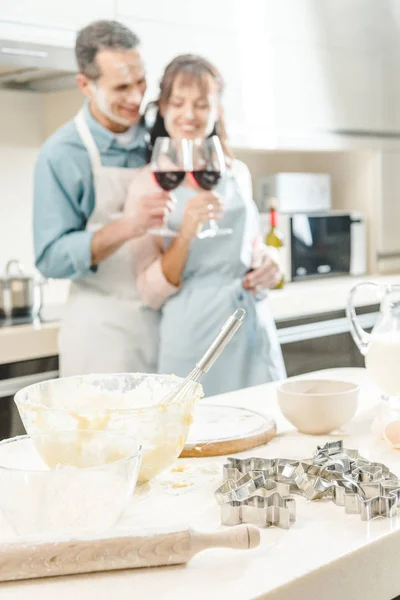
125,168 -> 180,310
136,248 -> 180,310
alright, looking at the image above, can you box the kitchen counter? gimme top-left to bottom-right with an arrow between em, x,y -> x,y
2,367 -> 400,600
0,321 -> 59,365
268,272 -> 400,321
0,273 -> 399,365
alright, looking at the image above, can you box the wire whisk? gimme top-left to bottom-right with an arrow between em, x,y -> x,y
161,309 -> 246,405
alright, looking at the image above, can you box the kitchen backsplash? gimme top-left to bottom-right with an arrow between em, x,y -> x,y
0,89 -> 75,305
0,90 -> 43,272
44,88 -> 83,139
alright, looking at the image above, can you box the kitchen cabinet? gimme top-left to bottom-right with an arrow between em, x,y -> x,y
235,0 -> 397,139
0,0 -> 115,32
0,0 -> 116,47
272,44 -> 381,134
117,0 -> 234,30
0,355 -> 59,441
261,0 -> 389,52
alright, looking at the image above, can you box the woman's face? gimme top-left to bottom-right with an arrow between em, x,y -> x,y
162,73 -> 220,140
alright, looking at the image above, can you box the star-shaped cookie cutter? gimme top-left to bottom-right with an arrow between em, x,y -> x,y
220,492 -> 296,529
215,465 -> 296,529
215,471 -> 291,505
313,440 -> 365,473
224,456 -> 309,496
343,480 -> 400,520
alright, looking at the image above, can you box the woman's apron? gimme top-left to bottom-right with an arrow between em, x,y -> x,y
158,169 -> 286,396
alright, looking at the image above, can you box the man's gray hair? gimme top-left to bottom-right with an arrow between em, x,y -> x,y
75,20 -> 140,80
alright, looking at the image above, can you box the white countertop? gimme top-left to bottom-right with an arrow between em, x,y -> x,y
0,321 -> 59,365
2,368 -> 400,599
268,273 -> 400,321
0,273 -> 399,365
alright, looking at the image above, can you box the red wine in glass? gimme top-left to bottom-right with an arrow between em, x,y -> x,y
149,137 -> 190,237
153,171 -> 186,191
191,170 -> 221,191
191,137 -> 232,238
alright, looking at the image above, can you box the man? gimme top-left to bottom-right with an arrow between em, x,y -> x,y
34,20 -> 173,376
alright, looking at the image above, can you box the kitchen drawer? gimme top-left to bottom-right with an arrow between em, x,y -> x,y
277,304 -> 378,377
281,330 -> 368,378
0,355 -> 59,441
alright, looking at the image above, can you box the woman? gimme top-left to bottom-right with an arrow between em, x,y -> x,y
125,54 -> 286,396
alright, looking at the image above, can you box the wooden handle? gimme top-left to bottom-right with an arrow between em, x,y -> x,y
0,525 -> 260,582
190,524 -> 260,554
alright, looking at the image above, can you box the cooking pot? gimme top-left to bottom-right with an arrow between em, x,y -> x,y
0,260 -> 45,318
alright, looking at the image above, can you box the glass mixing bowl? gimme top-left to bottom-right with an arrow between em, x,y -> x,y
14,373 -> 203,484
0,430 -> 141,537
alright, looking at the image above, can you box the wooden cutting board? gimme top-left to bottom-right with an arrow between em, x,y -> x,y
180,404 -> 276,458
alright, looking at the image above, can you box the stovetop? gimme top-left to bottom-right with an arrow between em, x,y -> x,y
0,314 -> 56,328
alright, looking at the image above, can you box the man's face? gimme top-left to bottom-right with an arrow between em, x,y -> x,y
79,48 -> 147,129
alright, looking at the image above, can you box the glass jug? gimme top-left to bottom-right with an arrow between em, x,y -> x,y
347,282 -> 400,446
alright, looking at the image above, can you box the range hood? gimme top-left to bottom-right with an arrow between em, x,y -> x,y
0,39 -> 77,92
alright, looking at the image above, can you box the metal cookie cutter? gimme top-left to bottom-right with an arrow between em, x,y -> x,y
222,455 -> 335,502
298,463 -> 342,501
313,440 -> 365,473
215,467 -> 296,529
215,472 -> 290,505
312,442 -> 400,520
343,481 -> 400,520
216,440 -> 400,525
224,456 -> 308,496
351,462 -> 397,483
220,492 -> 296,529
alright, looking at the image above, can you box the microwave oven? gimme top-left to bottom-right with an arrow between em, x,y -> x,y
260,211 -> 367,282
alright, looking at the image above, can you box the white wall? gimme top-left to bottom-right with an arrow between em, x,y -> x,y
0,90 -> 44,273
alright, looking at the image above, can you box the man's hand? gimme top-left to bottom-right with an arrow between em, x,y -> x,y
126,191 -> 172,237
91,191 -> 172,266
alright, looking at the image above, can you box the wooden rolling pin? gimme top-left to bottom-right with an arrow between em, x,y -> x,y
0,524 -> 260,582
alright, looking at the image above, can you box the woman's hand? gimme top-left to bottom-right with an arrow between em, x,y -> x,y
179,191 -> 223,241
243,244 -> 283,293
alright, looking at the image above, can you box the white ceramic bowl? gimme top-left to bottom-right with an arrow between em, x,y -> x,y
277,378 -> 359,435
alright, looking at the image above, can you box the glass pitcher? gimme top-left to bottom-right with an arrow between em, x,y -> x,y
347,282 -> 400,445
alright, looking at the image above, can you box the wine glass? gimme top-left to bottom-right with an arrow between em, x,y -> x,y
149,137 -> 190,237
190,136 -> 233,238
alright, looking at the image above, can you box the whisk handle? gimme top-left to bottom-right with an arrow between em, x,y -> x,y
196,308 -> 246,373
